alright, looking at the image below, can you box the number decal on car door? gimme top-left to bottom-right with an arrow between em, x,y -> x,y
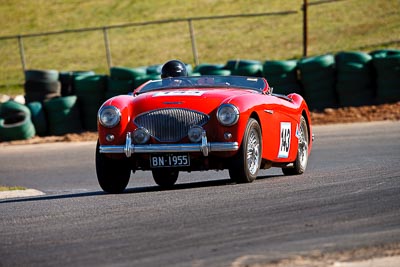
278,122 -> 291,158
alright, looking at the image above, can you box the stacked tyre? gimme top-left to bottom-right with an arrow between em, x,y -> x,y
26,101 -> 47,136
262,60 -> 301,95
74,75 -> 107,131
298,54 -> 337,110
108,66 -> 147,98
193,64 -> 231,76
24,70 -> 61,103
224,59 -> 263,77
335,51 -> 374,107
371,49 -> 400,104
59,71 -> 95,96
44,96 -> 82,136
0,100 -> 36,141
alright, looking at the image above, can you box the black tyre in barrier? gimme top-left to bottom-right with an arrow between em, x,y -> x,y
24,69 -> 61,103
25,69 -> 59,83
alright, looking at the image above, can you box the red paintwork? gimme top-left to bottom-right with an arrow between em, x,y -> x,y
98,77 -> 313,164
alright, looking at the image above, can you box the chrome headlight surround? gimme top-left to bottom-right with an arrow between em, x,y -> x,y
98,106 -> 121,128
132,127 -> 150,144
217,104 -> 239,126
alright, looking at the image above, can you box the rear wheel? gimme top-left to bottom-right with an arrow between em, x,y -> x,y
152,169 -> 179,188
96,140 -> 131,193
282,116 -> 309,175
229,118 -> 262,183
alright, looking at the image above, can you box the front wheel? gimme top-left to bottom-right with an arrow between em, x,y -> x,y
229,118 -> 262,183
96,140 -> 131,193
282,116 -> 309,175
152,169 -> 179,188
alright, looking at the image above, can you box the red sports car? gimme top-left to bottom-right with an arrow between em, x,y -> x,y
96,75 -> 313,193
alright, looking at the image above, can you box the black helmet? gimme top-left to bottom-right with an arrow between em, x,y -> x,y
161,60 -> 188,78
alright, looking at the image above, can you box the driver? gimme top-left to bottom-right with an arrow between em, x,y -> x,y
161,60 -> 189,87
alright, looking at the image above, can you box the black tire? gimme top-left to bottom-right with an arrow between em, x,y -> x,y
24,69 -> 59,83
282,116 -> 309,175
95,140 -> 131,193
152,169 -> 179,188
229,118 -> 262,183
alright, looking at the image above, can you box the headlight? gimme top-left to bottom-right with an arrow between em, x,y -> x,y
98,106 -> 121,128
188,126 -> 203,143
217,104 -> 239,126
133,127 -> 150,144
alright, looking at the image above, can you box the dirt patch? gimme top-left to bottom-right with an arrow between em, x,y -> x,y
255,242 -> 400,267
1,102 -> 399,146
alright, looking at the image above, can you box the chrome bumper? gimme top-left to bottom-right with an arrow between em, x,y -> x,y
99,132 -> 239,157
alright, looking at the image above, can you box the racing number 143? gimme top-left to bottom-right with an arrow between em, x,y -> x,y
278,122 -> 291,158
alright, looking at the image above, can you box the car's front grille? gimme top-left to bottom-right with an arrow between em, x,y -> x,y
134,108 -> 209,142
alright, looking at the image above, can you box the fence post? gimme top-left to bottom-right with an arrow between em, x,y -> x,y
188,19 -> 199,66
17,35 -> 27,73
103,27 -> 113,70
302,0 -> 308,57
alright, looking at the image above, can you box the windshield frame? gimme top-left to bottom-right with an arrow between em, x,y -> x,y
134,75 -> 267,95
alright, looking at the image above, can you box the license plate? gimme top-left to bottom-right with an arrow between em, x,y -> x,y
150,154 -> 190,168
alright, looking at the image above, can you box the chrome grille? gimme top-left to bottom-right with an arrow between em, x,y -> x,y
134,108 -> 209,142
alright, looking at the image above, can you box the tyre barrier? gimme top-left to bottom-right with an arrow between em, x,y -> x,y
24,69 -> 61,103
74,75 -> 107,131
298,54 -> 337,110
26,101 -> 47,136
110,66 -> 147,80
44,96 -> 82,136
335,51 -> 374,107
0,100 -> 36,141
225,59 -> 263,77
262,60 -> 301,95
372,54 -> 400,104
106,78 -> 134,99
193,64 -> 231,76
59,71 -> 95,96
3,49 -> 398,142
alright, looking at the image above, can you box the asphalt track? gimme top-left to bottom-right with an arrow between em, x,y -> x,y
0,121 -> 399,267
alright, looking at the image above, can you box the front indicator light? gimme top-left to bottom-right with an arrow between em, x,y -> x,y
133,127 -> 150,144
188,126 -> 203,143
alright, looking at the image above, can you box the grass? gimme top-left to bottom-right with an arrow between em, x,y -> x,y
0,185 -> 26,191
0,0 -> 399,96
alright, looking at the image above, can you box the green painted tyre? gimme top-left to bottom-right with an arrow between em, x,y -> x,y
0,101 -> 35,141
27,101 -> 47,136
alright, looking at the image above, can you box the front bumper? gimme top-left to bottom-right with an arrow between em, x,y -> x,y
99,132 -> 239,157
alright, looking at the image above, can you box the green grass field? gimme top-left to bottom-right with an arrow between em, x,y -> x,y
0,0 -> 399,95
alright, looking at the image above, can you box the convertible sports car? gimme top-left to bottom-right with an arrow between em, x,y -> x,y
96,75 -> 313,193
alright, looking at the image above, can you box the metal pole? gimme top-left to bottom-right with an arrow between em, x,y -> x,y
17,35 -> 27,72
188,19 -> 199,66
103,27 -> 113,69
303,0 -> 308,57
